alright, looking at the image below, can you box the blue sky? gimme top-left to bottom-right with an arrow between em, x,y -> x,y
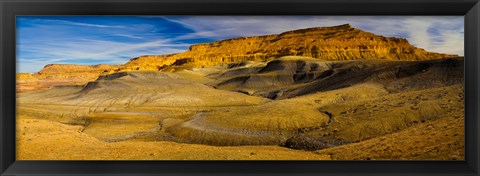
16,16 -> 464,73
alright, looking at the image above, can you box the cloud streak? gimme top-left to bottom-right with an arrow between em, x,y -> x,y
35,19 -> 127,28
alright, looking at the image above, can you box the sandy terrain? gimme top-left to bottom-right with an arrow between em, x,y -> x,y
16,58 -> 464,160
17,118 -> 330,160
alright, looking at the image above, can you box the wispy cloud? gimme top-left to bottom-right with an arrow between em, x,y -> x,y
114,34 -> 144,39
39,19 -> 127,28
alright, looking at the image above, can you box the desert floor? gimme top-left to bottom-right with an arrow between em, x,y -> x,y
16,58 -> 464,160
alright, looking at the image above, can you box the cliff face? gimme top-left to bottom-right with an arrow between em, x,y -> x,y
121,24 -> 456,71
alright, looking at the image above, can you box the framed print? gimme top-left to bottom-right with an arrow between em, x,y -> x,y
1,0 -> 480,175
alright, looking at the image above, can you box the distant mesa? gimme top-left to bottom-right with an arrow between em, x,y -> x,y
17,64 -> 118,92
38,64 -> 116,74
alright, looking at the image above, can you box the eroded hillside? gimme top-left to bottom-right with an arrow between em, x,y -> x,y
17,57 -> 464,160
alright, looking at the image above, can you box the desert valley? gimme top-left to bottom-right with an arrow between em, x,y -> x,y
16,24 -> 464,160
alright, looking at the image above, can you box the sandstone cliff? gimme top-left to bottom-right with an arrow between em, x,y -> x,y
121,24 -> 456,71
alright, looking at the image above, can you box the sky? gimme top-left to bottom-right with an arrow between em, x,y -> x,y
16,16 -> 464,73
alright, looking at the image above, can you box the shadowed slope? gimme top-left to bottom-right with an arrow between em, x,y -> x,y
213,57 -> 464,99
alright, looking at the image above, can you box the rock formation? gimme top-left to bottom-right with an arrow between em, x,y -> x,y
120,24 -> 456,71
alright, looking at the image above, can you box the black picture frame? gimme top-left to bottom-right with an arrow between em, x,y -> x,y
1,0 -> 479,175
